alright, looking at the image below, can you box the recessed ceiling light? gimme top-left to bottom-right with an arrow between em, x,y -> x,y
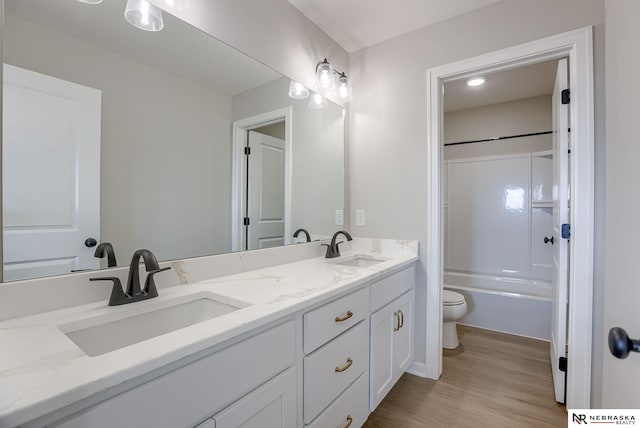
466,77 -> 485,87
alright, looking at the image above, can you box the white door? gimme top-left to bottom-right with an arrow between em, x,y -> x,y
245,131 -> 285,250
3,64 -> 101,281
550,58 -> 569,404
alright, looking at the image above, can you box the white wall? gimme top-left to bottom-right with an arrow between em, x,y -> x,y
4,13 -> 233,263
232,77 -> 345,237
445,95 -> 552,159
601,0 -> 640,409
348,0 -> 605,398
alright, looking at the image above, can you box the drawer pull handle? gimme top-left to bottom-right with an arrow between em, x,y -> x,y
394,311 -> 400,331
335,310 -> 353,323
344,415 -> 353,428
335,357 -> 353,373
399,309 -> 404,329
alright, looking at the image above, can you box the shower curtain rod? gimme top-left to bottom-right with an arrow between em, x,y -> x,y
444,130 -> 552,147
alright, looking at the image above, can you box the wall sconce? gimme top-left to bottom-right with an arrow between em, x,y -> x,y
308,93 -> 328,109
288,80 -> 310,100
125,0 -> 164,32
315,58 -> 353,102
337,72 -> 353,102
315,59 -> 335,89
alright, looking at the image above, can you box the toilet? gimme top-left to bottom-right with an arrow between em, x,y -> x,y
442,289 -> 467,349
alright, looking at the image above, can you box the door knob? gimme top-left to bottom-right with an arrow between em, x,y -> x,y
544,236 -> 554,245
608,327 -> 640,359
84,238 -> 98,248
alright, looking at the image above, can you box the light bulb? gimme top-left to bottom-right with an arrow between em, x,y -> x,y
125,0 -> 164,32
337,73 -> 353,102
288,81 -> 310,100
466,77 -> 485,87
308,93 -> 328,109
315,59 -> 335,89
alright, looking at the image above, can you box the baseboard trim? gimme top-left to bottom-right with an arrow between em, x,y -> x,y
406,362 -> 428,378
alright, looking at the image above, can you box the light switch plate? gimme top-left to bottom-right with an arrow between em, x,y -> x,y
355,210 -> 366,226
335,209 -> 344,226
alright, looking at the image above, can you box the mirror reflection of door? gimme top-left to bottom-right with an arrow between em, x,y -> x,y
243,129 -> 285,250
2,64 -> 101,281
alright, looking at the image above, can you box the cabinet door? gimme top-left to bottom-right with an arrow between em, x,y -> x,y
213,367 -> 297,428
393,291 -> 414,378
369,290 -> 414,412
369,302 -> 397,411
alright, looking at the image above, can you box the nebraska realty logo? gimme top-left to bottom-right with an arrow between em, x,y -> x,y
569,409 -> 638,426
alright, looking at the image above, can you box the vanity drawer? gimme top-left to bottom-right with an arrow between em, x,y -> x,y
306,372 -> 369,428
303,320 -> 369,423
304,287 -> 368,354
370,265 -> 415,313
51,321 -> 295,428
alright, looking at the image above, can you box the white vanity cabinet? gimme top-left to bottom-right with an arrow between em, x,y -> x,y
21,261 -> 418,428
369,266 -> 415,411
303,287 -> 371,427
47,321 -> 296,428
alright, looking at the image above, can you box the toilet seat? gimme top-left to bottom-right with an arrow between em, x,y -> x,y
443,290 -> 465,306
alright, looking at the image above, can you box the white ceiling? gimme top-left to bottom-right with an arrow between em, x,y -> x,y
6,0 -> 282,96
289,0 -> 505,53
444,60 -> 559,112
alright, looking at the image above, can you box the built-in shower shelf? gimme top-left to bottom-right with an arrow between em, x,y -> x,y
532,201 -> 553,208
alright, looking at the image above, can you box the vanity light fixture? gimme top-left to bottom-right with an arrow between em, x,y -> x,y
76,0 -> 103,3
308,93 -> 328,109
288,80 -> 310,100
337,72 -> 353,102
125,0 -> 164,32
466,77 -> 485,87
315,58 -> 335,89
315,58 -> 354,102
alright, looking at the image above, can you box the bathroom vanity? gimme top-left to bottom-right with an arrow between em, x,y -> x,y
0,239 -> 417,428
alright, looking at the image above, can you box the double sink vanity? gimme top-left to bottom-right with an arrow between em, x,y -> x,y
0,1 -> 417,427
0,238 -> 418,428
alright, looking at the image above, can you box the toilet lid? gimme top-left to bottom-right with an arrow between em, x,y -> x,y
443,290 -> 465,305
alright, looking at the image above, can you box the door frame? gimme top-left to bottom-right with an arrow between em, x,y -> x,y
231,107 -> 292,251
425,26 -> 594,408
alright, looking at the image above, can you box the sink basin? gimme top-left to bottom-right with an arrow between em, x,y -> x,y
60,293 -> 248,356
329,255 -> 389,268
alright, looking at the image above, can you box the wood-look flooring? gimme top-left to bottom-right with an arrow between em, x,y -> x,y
363,325 -> 566,428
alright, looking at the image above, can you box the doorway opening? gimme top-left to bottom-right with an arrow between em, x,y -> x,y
442,57 -> 569,405
425,27 -> 594,409
231,107 -> 293,252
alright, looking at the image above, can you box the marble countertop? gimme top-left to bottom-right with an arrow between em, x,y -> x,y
0,239 -> 418,427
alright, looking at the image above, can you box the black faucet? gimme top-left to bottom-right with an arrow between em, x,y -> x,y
322,230 -> 353,258
94,242 -> 118,268
90,249 -> 171,306
293,228 -> 312,242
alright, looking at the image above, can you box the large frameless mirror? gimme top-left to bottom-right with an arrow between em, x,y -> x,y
2,0 -> 344,282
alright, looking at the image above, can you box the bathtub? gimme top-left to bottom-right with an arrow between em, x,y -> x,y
444,271 -> 552,341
